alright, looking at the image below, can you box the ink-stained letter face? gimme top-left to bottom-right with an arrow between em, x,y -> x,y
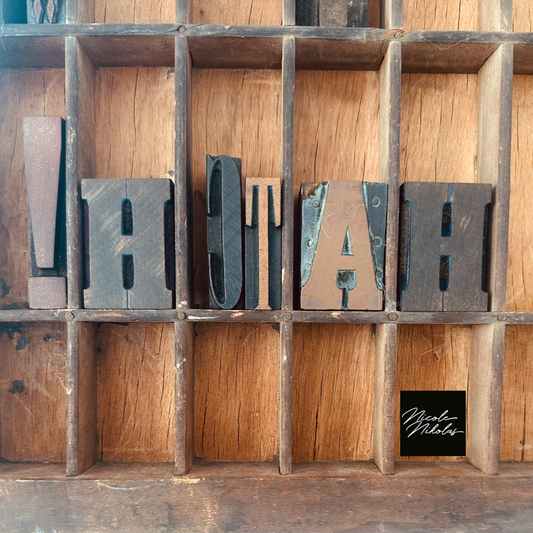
82,178 -> 173,310
399,182 -> 491,312
300,181 -> 387,310
206,155 -> 243,310
245,177 -> 282,310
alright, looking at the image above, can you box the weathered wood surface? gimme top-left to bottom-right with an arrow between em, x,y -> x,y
97,323 -> 175,462
192,0 -> 282,25
403,0 -> 477,30
399,182 -> 491,312
400,74 -> 477,186
207,155 -> 243,310
396,325 -> 470,462
245,177 -> 281,310
5,463 -> 533,532
0,323 -> 67,462
293,324 -> 374,461
194,323 -> 279,461
94,0 -> 174,23
0,69 -> 65,310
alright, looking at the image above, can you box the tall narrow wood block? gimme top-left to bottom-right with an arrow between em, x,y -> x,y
300,181 -> 387,310
206,155 -> 243,310
24,115 -> 67,309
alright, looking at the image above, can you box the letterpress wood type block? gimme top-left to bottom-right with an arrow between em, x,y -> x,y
207,155 -> 243,310
82,178 -> 173,309
300,181 -> 387,310
399,182 -> 491,312
23,116 -> 67,309
245,178 -> 281,310
27,0 -> 66,23
296,0 -> 368,26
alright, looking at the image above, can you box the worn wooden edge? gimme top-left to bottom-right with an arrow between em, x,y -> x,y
175,34 -> 191,309
281,36 -> 295,312
373,323 -> 397,474
65,37 -> 95,310
283,0 -> 295,26
380,0 -> 402,29
469,323 -> 506,475
174,320 -> 194,476
2,310 -> 533,324
279,321 -> 293,475
66,0 -> 95,23
379,39 -> 400,311
477,44 -> 513,312
176,0 -> 190,24
478,0 -> 512,32
2,462 -> 533,533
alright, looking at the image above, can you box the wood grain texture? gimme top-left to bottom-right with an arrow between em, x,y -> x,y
501,325 -> 533,461
194,323 -> 280,461
293,324 -> 375,461
294,71 -> 379,192
507,76 -> 533,312
95,67 -> 175,181
0,69 -> 65,310
97,323 -> 175,462
94,0 -> 174,23
403,0 -> 477,30
192,69 -> 281,309
401,74 -> 477,185
396,325 -> 471,461
192,0 -> 282,25
0,323 -> 67,462
514,0 -> 533,31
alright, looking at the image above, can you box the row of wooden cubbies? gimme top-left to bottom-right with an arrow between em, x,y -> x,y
2,0 -> 533,530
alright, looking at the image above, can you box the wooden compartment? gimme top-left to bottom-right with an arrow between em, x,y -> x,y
403,0 -> 477,31
93,0 -> 175,23
0,69 -> 65,310
293,324 -> 375,462
0,323 -> 67,464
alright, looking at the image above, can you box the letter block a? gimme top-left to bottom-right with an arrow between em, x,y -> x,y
82,178 -> 174,309
399,182 -> 491,312
300,181 -> 388,310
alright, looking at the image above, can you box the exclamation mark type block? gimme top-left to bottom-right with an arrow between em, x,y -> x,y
23,116 -> 67,309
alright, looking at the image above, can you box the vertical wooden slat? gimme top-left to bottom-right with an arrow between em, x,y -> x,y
373,40 -> 401,475
67,0 -> 95,23
479,0 -> 512,31
470,43 -> 513,475
279,36 -> 295,475
284,0 -> 295,25
65,36 -> 98,476
381,0 -> 402,28
175,34 -> 194,476
176,0 -> 190,23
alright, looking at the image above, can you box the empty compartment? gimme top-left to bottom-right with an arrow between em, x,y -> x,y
501,326 -> 533,462
0,323 -> 67,464
396,325 -> 470,462
403,0 -> 477,30
507,76 -> 533,312
514,0 -> 533,31
192,0 -> 282,25
293,324 -> 375,462
0,69 -> 65,310
96,323 -> 175,462
194,323 -> 280,461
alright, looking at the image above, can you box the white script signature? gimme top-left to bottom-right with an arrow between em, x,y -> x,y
402,407 -> 465,438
